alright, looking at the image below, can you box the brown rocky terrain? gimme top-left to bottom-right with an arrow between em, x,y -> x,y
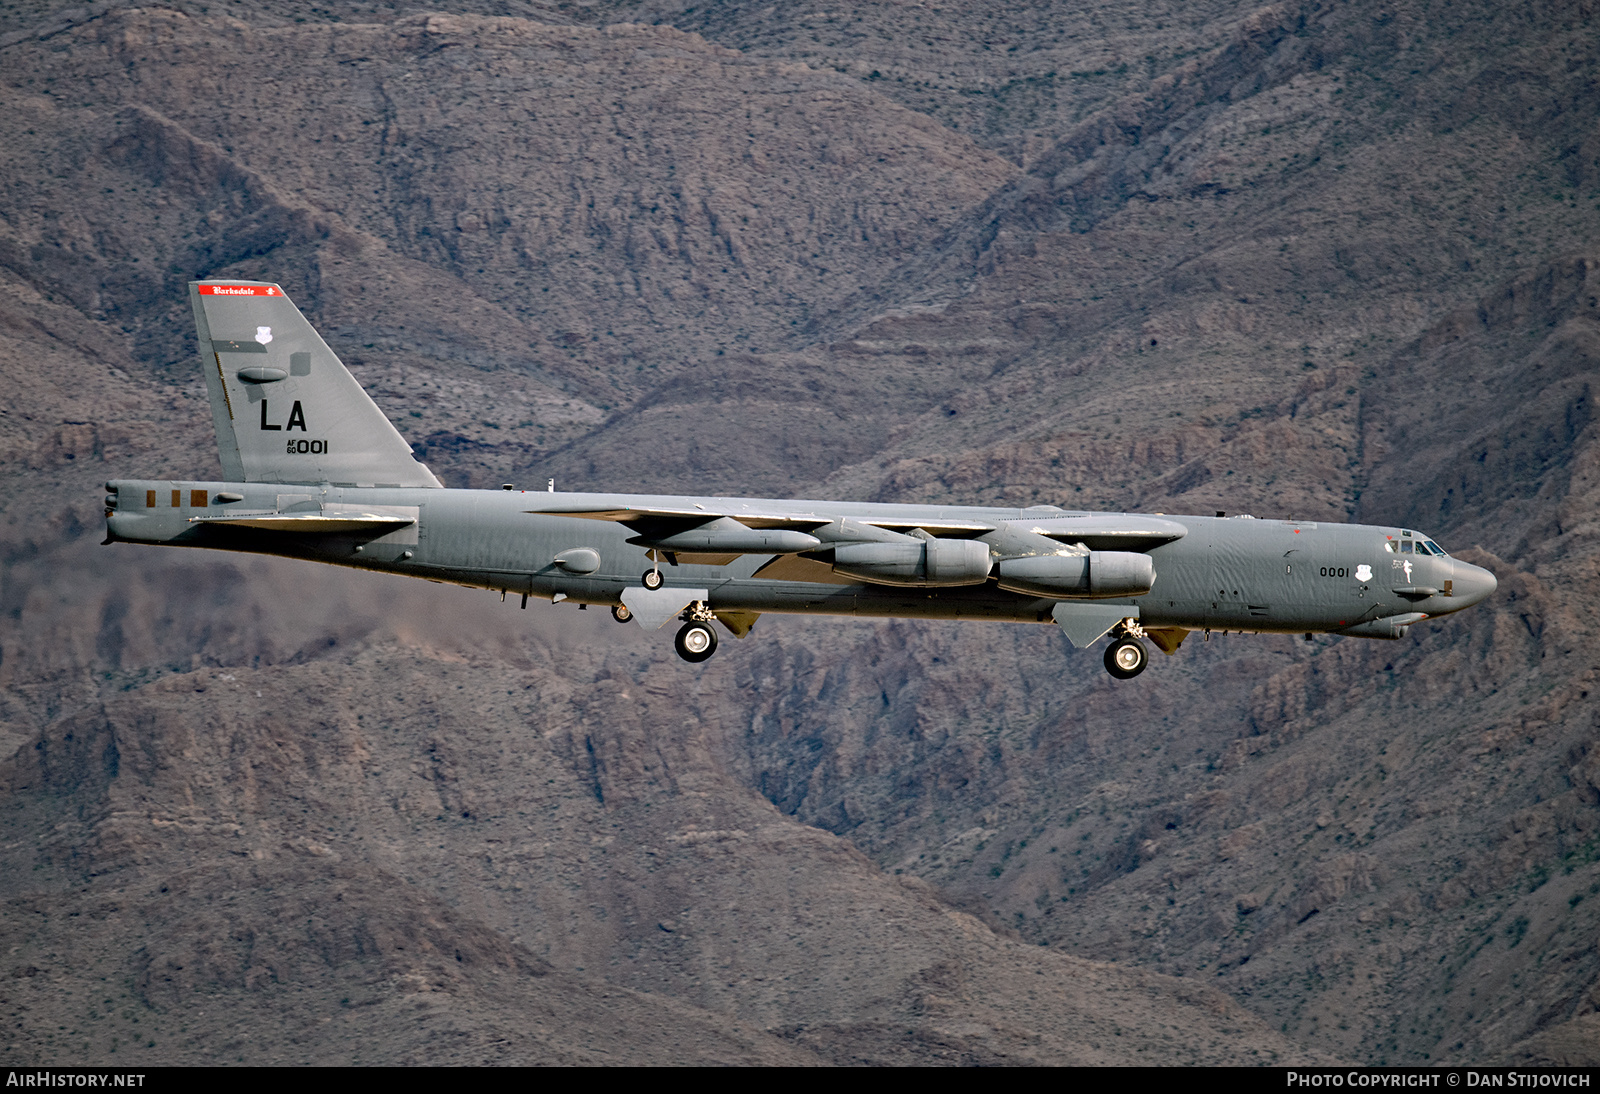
0,616 -> 1315,1064
2,0 -> 1598,1066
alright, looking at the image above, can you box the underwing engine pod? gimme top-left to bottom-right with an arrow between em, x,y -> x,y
995,551 -> 1155,598
832,538 -> 992,587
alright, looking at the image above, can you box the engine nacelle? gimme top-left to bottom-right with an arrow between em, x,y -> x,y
1088,550 -> 1157,596
833,538 -> 992,587
995,550 -> 1155,598
995,553 -> 1087,595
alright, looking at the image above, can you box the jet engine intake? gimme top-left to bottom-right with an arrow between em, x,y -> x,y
833,538 -> 992,587
995,550 -> 1155,598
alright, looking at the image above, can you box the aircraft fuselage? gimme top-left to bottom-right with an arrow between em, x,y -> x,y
101,277 -> 1499,676
105,479 -> 1495,639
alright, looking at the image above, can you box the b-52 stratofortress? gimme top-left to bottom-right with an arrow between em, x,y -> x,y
103,281 -> 1497,677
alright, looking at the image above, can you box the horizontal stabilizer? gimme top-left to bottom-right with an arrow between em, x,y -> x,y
190,504 -> 417,535
190,513 -> 412,533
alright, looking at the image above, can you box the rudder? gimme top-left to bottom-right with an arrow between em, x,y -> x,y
190,280 -> 441,488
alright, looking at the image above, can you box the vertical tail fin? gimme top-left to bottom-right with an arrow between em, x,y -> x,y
190,280 -> 442,488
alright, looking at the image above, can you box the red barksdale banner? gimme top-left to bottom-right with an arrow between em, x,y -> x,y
197,285 -> 282,296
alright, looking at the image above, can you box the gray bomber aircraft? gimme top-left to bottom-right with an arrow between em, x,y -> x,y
103,281 -> 1497,677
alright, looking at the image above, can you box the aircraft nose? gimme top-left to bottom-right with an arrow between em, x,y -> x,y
1450,560 -> 1497,609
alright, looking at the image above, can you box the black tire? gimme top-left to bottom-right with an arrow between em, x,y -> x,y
642,569 -> 664,590
1103,638 -> 1148,679
674,621 -> 718,663
611,604 -> 632,624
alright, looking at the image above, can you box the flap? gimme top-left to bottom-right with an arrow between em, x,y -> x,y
751,553 -> 859,586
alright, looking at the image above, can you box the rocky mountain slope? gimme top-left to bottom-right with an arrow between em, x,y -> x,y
2,0 -> 1597,1066
3,607 -> 1315,1063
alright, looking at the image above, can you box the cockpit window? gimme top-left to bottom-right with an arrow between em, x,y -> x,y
1383,539 -> 1397,553
1399,540 -> 1413,553
1420,539 -> 1448,556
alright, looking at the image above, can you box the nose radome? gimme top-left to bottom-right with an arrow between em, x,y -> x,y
1450,560 -> 1498,608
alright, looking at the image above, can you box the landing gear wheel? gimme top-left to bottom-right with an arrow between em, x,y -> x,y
1104,637 -> 1148,679
611,604 -> 633,624
674,620 -> 718,663
642,569 -> 664,590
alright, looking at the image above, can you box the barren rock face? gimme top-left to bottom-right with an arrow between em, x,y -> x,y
6,11 -> 1014,385
0,605 -> 1318,1064
2,0 -> 1599,1067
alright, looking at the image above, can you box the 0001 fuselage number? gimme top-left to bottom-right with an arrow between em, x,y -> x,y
1318,564 -> 1374,581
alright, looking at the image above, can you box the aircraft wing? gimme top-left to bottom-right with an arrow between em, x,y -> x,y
535,503 -> 832,531
851,517 -> 997,534
535,500 -> 1000,571
1008,514 -> 1189,551
535,502 -> 995,535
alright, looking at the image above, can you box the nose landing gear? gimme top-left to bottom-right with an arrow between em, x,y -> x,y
1103,618 -> 1149,679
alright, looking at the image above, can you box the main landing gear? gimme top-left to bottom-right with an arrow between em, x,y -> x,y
675,619 -> 718,663
674,601 -> 719,663
1103,619 -> 1149,680
614,581 -> 722,663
